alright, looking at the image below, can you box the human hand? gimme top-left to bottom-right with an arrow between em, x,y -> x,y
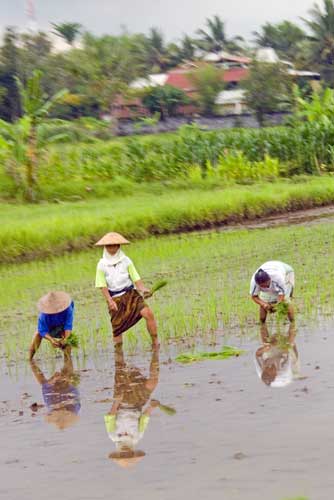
50,338 -> 61,348
142,288 -> 152,299
108,300 -> 118,313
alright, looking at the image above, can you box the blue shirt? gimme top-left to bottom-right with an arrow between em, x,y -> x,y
38,302 -> 74,338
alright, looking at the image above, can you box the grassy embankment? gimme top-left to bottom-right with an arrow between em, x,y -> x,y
1,220 -> 334,360
1,176 -> 334,263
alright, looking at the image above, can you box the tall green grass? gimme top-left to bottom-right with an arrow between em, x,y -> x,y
1,177 -> 334,263
2,121 -> 334,201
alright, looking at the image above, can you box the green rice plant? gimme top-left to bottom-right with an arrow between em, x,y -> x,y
272,301 -> 290,322
150,279 -> 168,294
282,497 -> 308,500
157,403 -> 176,416
175,346 -> 244,364
64,332 -> 79,348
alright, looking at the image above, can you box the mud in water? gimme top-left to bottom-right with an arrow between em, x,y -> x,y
1,320 -> 334,500
218,204 -> 334,232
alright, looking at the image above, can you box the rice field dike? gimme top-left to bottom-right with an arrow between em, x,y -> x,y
2,176 -> 334,263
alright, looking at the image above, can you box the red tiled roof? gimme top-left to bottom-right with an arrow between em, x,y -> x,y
223,67 -> 249,82
165,66 -> 249,92
165,71 -> 196,91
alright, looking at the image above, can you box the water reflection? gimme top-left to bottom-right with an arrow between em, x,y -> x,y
255,324 -> 300,388
30,351 -> 81,430
104,345 -> 175,468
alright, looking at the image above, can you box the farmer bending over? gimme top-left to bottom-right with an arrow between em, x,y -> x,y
29,291 -> 74,360
95,232 -> 159,347
250,261 -> 295,323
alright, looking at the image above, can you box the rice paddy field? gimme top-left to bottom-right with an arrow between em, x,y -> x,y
1,217 -> 334,360
1,214 -> 334,500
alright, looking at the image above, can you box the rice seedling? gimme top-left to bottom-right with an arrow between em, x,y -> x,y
150,279 -> 168,294
175,346 -> 244,364
64,332 -> 79,348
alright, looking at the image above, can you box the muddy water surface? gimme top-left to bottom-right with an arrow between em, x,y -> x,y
1,321 -> 333,500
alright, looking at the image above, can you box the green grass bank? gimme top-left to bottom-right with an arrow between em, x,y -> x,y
2,176 -> 334,263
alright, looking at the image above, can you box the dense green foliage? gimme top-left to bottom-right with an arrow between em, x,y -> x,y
243,62 -> 293,125
2,117 -> 334,201
0,1 -> 333,121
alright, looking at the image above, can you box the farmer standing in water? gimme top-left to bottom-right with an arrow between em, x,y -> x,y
250,260 -> 295,323
95,232 -> 159,347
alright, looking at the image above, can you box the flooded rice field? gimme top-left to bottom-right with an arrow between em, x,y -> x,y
2,211 -> 334,500
1,319 -> 334,500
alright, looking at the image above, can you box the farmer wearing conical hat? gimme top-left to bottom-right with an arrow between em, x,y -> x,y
250,261 -> 295,323
95,232 -> 159,347
29,291 -> 75,360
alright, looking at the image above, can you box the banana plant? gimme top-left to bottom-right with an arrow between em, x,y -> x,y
0,70 -> 68,201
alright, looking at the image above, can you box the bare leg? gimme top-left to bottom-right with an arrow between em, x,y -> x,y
29,332 -> 42,361
260,323 -> 270,343
113,334 -> 123,345
287,303 -> 295,322
259,306 -> 267,324
62,345 -> 72,362
140,307 -> 159,346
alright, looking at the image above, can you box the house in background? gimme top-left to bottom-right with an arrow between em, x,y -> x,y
111,48 -> 320,120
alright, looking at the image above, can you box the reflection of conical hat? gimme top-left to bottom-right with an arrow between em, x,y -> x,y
37,291 -> 72,314
95,232 -> 130,246
109,450 -> 145,468
45,409 -> 80,430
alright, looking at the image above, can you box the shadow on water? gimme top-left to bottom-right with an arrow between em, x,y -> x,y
254,324 -> 301,388
104,345 -> 176,468
30,352 -> 81,430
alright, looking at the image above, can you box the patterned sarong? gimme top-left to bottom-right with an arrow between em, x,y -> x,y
111,289 -> 147,337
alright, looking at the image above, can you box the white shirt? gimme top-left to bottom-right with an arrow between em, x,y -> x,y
97,255 -> 134,292
250,261 -> 293,298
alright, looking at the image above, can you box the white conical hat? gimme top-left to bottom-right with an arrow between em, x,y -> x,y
95,232 -> 130,246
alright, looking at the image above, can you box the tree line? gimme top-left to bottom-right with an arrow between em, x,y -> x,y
1,0 -> 334,121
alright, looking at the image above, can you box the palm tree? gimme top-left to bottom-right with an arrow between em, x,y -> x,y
146,27 -> 170,71
197,15 -> 242,54
179,35 -> 197,61
303,0 -> 334,81
52,22 -> 82,46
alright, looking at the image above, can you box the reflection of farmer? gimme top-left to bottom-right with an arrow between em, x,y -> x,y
95,232 -> 158,347
29,291 -> 74,360
30,352 -> 81,430
250,261 -> 295,323
255,324 -> 300,388
104,345 -> 161,468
